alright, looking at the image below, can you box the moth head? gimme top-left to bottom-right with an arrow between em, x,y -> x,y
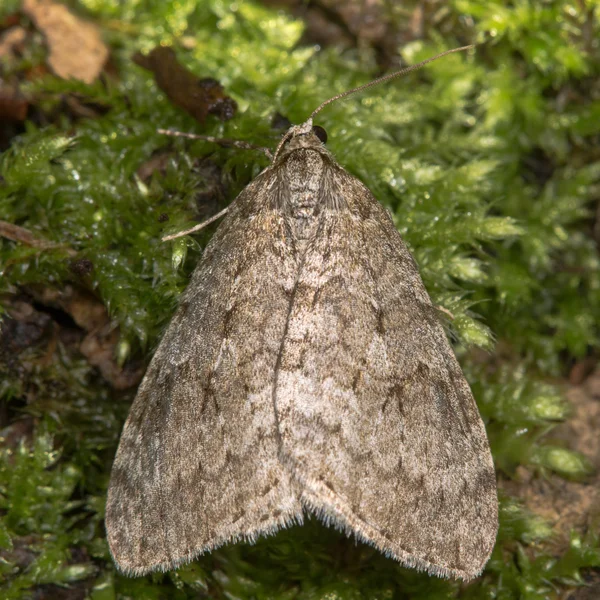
273,119 -> 328,162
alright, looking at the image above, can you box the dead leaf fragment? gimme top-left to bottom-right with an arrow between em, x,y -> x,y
133,46 -> 237,123
22,286 -> 144,390
22,0 -> 108,84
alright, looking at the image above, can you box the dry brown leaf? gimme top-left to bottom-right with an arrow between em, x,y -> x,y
22,0 -> 108,84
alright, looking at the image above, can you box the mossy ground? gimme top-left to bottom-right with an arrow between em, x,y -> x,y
1,1 -> 599,598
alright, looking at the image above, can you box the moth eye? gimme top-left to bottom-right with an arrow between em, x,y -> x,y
312,125 -> 327,144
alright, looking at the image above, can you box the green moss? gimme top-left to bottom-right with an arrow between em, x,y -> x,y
1,0 -> 599,598
0,432 -> 98,598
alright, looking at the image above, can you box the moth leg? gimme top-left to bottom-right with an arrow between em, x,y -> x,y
157,128 -> 273,159
162,206 -> 230,241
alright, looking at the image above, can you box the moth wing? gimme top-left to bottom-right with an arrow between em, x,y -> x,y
106,169 -> 303,575
275,167 -> 497,580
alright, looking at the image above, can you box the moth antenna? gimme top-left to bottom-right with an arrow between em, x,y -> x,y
309,45 -> 475,120
162,206 -> 230,242
158,129 -> 273,160
272,126 -> 304,163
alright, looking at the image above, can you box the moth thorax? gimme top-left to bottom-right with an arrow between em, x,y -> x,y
284,149 -> 325,246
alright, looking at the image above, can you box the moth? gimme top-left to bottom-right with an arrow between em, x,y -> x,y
106,46 -> 498,580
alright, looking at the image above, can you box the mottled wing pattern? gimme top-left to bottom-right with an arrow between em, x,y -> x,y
274,164 -> 497,580
106,169 -> 303,575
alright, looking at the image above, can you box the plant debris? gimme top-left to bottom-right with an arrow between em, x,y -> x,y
1,286 -> 143,393
133,46 -> 237,123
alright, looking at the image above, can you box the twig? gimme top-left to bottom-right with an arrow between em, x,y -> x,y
0,220 -> 76,255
